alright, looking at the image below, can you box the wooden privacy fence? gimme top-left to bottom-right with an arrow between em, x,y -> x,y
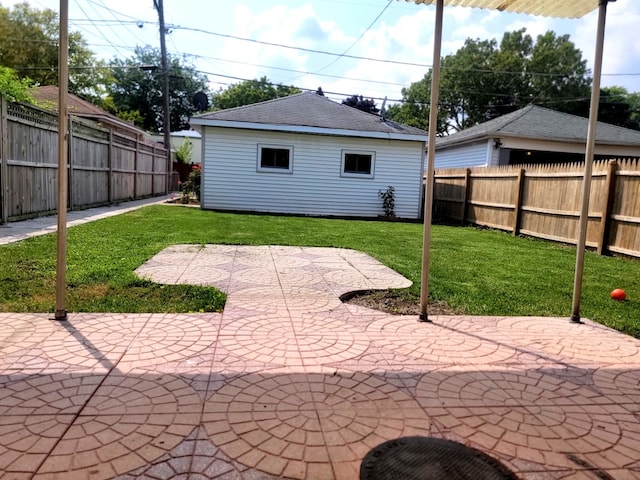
0,95 -> 168,224
433,159 -> 640,258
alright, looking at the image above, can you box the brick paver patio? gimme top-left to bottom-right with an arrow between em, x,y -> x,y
1,244 -> 639,479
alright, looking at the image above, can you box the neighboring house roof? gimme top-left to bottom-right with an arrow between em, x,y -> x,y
436,105 -> 640,148
190,91 -> 427,141
171,129 -> 201,139
29,86 -> 154,141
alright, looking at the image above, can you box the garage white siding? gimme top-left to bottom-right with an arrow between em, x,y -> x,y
201,127 -> 424,219
434,141 -> 490,168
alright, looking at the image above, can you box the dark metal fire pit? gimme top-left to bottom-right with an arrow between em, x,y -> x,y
360,436 -> 519,480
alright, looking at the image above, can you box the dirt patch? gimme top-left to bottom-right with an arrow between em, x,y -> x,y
165,198 -> 200,206
342,290 -> 458,316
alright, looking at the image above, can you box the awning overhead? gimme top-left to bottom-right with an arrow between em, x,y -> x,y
405,0 -> 600,18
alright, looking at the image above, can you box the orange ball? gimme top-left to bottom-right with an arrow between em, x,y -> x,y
611,289 -> 627,301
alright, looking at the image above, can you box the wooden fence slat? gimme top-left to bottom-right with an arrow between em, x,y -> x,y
0,95 -> 7,224
0,94 -> 168,224
461,168 -> 470,225
468,200 -> 516,210
610,214 -> 640,224
512,168 -> 524,236
597,160 -> 617,254
434,159 -> 640,258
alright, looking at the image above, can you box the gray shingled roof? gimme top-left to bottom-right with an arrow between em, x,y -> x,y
437,105 -> 640,147
191,91 -> 427,136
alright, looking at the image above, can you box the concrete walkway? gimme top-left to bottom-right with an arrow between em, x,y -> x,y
0,196 -> 171,245
1,242 -> 639,479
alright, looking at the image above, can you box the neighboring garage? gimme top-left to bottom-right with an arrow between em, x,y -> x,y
435,105 -> 640,169
190,92 -> 428,219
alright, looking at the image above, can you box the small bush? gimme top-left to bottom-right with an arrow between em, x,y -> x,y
378,186 -> 395,218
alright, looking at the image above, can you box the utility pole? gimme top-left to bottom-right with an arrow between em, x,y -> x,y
154,0 -> 171,192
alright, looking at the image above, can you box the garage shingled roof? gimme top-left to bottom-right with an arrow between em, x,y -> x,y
190,91 -> 427,136
436,105 -> 640,147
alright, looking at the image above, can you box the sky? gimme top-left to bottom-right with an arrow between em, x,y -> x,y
5,0 -> 640,107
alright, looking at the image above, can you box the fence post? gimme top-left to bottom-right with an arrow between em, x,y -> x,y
512,168 -> 525,236
153,144 -> 158,196
461,168 -> 470,224
133,138 -> 139,199
597,160 -> 618,255
0,95 -> 8,224
67,118 -> 74,210
107,128 -> 113,204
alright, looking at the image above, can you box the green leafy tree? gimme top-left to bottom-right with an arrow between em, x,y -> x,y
0,2 -> 102,100
342,95 -> 379,114
175,138 -> 193,164
211,76 -> 300,110
594,86 -> 640,130
628,91 -> 640,129
0,66 -> 33,102
388,29 -> 591,134
106,46 -> 210,133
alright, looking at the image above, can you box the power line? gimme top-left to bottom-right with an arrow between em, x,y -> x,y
72,0 -> 128,58
310,0 -> 394,75
65,19 -> 640,80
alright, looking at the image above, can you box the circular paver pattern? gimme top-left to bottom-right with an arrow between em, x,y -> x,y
290,312 -> 366,337
535,337 -> 640,364
0,414 -> 75,475
179,266 -> 231,286
433,403 -> 627,468
217,322 -> 371,366
365,319 -> 517,364
416,369 -> 636,468
0,373 -> 104,416
33,375 -> 202,479
223,287 -> 286,312
117,315 -> 219,368
416,369 -> 605,408
203,373 -> 430,478
231,267 -> 280,287
216,334 -> 302,365
296,333 -> 371,365
82,374 -> 202,415
234,251 -> 273,268
593,365 -> 640,404
283,288 -> 344,313
495,317 -> 588,334
37,412 -> 198,480
219,313 -> 295,337
0,314 -> 55,356
277,270 -> 324,289
271,255 -> 312,268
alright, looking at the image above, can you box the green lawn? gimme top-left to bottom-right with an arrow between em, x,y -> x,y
1,205 -> 638,337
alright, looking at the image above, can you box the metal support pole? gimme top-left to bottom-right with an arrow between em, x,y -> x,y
419,0 -> 444,322
55,0 -> 69,321
571,0 -> 610,323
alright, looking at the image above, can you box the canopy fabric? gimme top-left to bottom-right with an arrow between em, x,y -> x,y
404,0 -> 600,19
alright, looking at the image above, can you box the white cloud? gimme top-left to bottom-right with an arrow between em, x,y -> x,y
574,0 -> 640,91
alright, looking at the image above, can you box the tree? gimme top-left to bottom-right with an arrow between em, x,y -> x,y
387,29 -> 591,135
0,2 -> 102,100
106,46 -> 210,133
0,66 -> 33,103
595,86 -> 640,130
342,95 -> 379,114
211,76 -> 300,110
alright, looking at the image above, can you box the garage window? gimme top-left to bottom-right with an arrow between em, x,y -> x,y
341,150 -> 375,178
258,145 -> 293,173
